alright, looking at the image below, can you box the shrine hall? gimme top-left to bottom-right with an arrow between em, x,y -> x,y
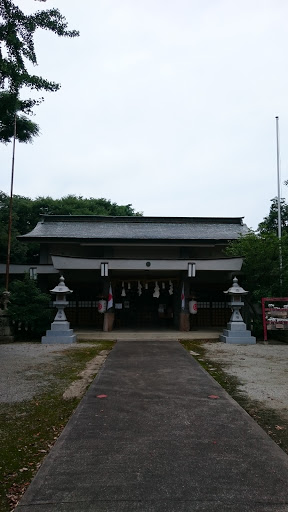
15,215 -> 248,331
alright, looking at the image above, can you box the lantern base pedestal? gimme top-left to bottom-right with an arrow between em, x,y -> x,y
41,321 -> 76,344
219,321 -> 256,344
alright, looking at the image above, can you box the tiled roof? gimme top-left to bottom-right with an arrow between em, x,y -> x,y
18,216 -> 249,242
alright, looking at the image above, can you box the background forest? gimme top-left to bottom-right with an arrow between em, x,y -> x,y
0,191 -> 142,266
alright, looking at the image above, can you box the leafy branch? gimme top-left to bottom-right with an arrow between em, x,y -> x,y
0,0 -> 79,143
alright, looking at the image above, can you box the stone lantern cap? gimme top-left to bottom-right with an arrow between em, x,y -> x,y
224,276 -> 248,296
50,275 -> 73,295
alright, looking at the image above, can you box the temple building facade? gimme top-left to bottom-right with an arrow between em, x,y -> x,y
15,215 -> 248,331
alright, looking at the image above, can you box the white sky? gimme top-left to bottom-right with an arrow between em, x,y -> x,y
1,0 -> 288,229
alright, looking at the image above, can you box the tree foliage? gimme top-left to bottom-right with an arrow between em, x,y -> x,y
0,90 -> 39,142
226,231 -> 288,303
258,197 -> 288,235
0,192 -> 142,265
226,195 -> 288,306
0,0 -> 79,93
8,273 -> 52,338
0,0 -> 79,143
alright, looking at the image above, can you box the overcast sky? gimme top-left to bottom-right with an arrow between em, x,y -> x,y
2,0 -> 288,229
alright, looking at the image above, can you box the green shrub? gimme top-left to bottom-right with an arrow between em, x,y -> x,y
8,275 -> 52,339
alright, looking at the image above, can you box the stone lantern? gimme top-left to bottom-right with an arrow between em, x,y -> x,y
219,276 -> 256,344
41,275 -> 76,344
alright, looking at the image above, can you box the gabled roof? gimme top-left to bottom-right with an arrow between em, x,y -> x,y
18,215 -> 249,243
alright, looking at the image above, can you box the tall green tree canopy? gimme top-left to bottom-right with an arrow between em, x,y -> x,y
0,192 -> 142,265
0,0 -> 79,143
226,196 -> 288,303
258,197 -> 288,236
226,231 -> 288,302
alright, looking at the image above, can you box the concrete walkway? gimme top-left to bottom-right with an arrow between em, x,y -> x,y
16,340 -> 288,511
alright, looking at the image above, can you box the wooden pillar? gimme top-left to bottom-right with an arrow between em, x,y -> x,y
179,312 -> 190,331
103,312 -> 115,332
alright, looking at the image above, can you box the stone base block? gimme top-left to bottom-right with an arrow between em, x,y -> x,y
0,335 -> 15,343
226,321 -> 248,331
222,328 -> 252,338
219,333 -> 256,344
0,315 -> 14,341
41,331 -> 77,344
42,321 -> 76,344
220,319 -> 256,344
50,321 -> 71,331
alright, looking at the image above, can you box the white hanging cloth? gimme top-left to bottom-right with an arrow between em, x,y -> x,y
138,281 -> 142,296
153,281 -> 160,298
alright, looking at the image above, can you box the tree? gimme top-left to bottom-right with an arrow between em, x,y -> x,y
229,196 -> 288,304
0,0 -> 79,142
258,197 -> 288,235
8,273 -> 52,338
0,90 -> 39,143
0,192 -> 143,266
226,231 -> 288,303
226,194 -> 288,305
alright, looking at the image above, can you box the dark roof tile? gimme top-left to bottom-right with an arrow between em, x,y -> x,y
19,216 -> 249,242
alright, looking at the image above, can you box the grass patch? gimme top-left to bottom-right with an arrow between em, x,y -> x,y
181,339 -> 288,456
0,341 -> 115,512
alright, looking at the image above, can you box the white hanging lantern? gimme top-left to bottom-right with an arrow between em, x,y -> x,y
121,282 -> 126,297
189,300 -> 198,315
98,300 -> 107,314
169,280 -> 173,296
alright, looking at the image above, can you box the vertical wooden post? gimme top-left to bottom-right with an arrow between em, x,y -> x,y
5,114 -> 17,291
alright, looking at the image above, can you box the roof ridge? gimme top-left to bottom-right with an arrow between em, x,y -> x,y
39,215 -> 244,225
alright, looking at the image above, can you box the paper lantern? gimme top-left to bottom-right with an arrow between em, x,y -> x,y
98,300 -> 107,314
189,300 -> 198,315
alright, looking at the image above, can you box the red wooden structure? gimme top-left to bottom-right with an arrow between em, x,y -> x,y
262,297 -> 288,341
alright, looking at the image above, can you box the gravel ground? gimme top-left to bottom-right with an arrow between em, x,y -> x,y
0,342 -> 94,403
203,341 -> 288,420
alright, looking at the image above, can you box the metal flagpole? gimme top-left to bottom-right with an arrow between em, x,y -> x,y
5,114 -> 17,291
275,116 -> 282,288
